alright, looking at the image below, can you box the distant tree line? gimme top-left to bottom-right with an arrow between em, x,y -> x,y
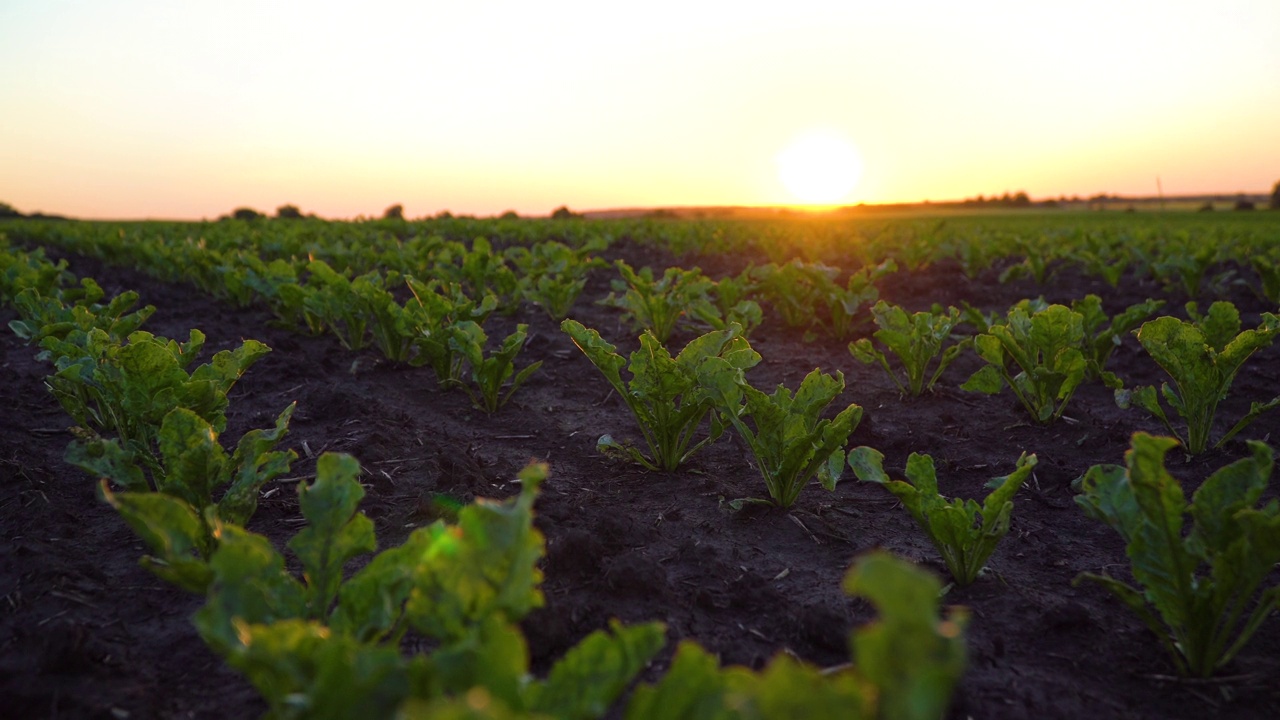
0,201 -> 67,220
961,191 -> 1033,208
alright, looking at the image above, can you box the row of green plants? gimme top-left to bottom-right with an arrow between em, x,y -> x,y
560,313 -> 1280,678
1,237 -> 977,719
10,210 -> 1280,295
568,289 -> 1280,498
16,213 -> 1280,350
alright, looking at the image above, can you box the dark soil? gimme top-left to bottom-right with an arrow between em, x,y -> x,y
3,239 -> 1280,719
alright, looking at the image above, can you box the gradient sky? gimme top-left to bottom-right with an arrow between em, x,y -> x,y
2,0 -> 1278,219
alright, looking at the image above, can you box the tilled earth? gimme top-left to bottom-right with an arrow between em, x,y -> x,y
2,238 -> 1280,719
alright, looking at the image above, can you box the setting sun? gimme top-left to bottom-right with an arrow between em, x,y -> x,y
776,130 -> 863,206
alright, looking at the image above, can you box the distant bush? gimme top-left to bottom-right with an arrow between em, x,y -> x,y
231,207 -> 264,221
1270,180 -> 1280,210
383,204 -> 404,220
1235,198 -> 1256,211
276,204 -> 304,219
0,201 -> 21,218
551,205 -> 585,220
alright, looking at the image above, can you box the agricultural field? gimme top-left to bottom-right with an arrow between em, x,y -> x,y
2,210 -> 1280,719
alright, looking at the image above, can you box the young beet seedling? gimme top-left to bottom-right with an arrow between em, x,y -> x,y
691,267 -> 763,337
561,319 -> 760,471
1004,294 -> 1165,381
507,239 -> 607,320
445,321 -> 543,414
961,303 -> 1088,424
69,403 -> 297,593
849,447 -> 1036,586
698,357 -> 862,509
40,328 -> 271,482
848,301 -> 971,396
599,260 -> 719,344
1075,433 -> 1280,677
402,277 -> 498,385
1117,301 -> 1280,454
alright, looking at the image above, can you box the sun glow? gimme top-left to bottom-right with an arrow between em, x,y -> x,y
776,130 -> 863,206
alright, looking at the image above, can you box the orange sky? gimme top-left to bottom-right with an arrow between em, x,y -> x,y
2,1 -> 1278,219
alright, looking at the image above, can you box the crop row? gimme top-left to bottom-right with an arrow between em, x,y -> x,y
11,218 -> 1279,461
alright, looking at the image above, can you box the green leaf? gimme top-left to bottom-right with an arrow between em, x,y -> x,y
404,462 -> 547,641
527,620 -> 666,720
845,551 -> 968,720
745,654 -> 875,719
1130,307 -> 1280,453
98,481 -> 212,593
155,407 -> 227,512
288,453 -> 378,619
427,616 -> 530,707
704,365 -> 860,507
330,527 -> 435,642
219,403 -> 297,526
65,436 -> 148,492
961,365 -> 1003,394
205,617 -> 409,720
195,520 -> 308,655
623,642 -> 732,720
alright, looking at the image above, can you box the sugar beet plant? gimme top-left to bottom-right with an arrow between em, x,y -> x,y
599,260 -> 718,343
446,321 -> 543,413
848,301 -> 971,396
38,328 -> 270,483
1117,301 -> 1280,454
67,404 -> 297,593
1006,295 -> 1164,381
699,358 -> 862,508
562,319 -> 760,471
752,258 -> 894,339
506,238 -> 607,320
961,303 -> 1091,424
404,276 -> 499,381
1075,433 -> 1280,677
849,447 -> 1036,586
8,282 -> 155,347
696,267 -> 763,336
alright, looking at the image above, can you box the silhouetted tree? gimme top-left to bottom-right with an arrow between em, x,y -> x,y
499,210 -> 520,220
550,206 -> 584,220
1270,181 -> 1280,210
1234,198 -> 1256,211
383,204 -> 404,220
232,207 -> 264,221
276,204 -> 304,219
0,201 -> 21,218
